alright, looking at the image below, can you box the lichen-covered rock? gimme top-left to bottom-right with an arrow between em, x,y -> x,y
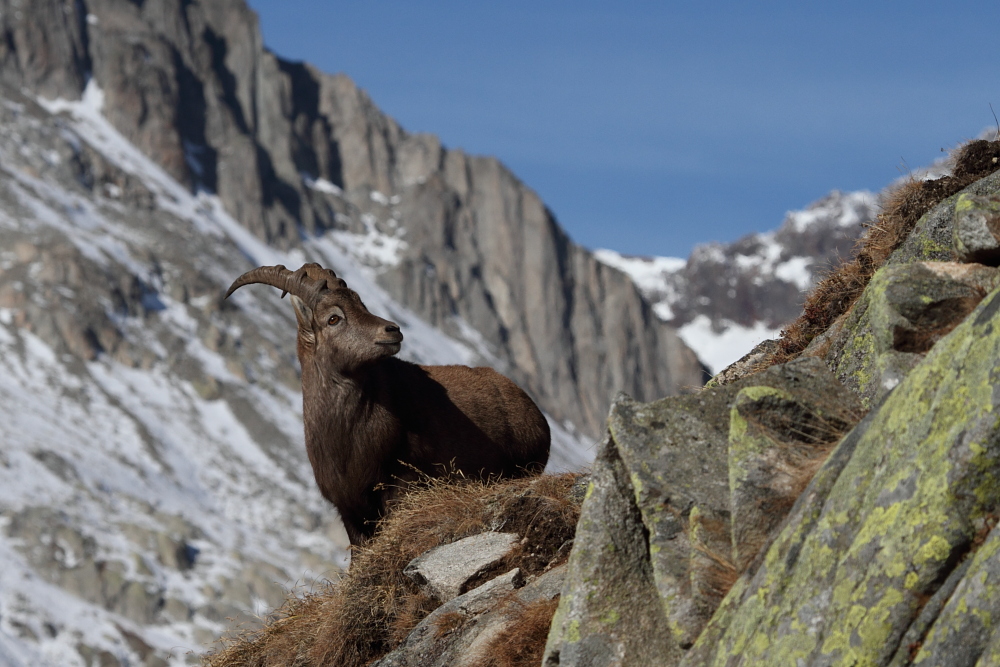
727,381 -> 862,571
887,169 -> 1000,266
546,358 -> 859,666
608,389 -> 733,647
954,192 -> 1000,263
543,434 -> 680,667
903,523 -> 1000,666
826,261 -> 998,407
622,358 -> 862,646
682,280 -> 1000,667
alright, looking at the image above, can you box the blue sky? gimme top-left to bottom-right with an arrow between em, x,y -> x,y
246,1 -> 1000,258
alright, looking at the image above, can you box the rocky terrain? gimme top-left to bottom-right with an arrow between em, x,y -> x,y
208,142 -> 1000,666
0,0 -> 705,441
0,0 -> 710,663
0,1 -> 969,666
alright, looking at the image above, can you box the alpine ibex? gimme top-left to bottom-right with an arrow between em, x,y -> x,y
226,263 -> 550,545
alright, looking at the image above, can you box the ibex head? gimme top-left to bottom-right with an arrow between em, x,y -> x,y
226,263 -> 403,374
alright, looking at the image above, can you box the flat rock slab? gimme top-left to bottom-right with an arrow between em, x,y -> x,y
404,531 -> 519,602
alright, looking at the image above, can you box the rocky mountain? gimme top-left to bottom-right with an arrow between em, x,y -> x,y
0,0 -> 704,441
205,141 -> 1000,667
596,189 -> 879,373
0,0 -> 713,664
0,1 -> 961,666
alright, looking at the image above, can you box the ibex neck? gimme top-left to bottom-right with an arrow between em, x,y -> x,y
300,359 -> 371,433
299,359 -> 395,481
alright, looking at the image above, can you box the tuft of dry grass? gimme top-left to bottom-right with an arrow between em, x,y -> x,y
757,139 -> 1000,371
202,473 -> 583,667
470,597 -> 562,667
692,540 -> 740,602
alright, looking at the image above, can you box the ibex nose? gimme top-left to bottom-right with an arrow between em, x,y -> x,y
378,322 -> 403,346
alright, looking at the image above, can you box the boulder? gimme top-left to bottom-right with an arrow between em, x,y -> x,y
373,567 -> 530,667
403,531 -> 519,603
886,169 -> 1000,267
899,524 -> 1000,666
545,357 -> 861,666
542,434 -> 680,667
825,261 -> 999,407
954,192 -> 1000,263
727,381 -> 862,571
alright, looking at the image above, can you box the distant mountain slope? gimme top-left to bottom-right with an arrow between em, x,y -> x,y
0,78 -> 593,664
597,190 -> 879,372
0,0 -> 704,440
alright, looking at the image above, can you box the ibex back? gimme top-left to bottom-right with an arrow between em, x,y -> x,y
226,263 -> 550,545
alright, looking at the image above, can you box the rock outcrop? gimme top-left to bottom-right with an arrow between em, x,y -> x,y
540,144 -> 1000,666
0,0 -> 704,439
544,358 -> 862,665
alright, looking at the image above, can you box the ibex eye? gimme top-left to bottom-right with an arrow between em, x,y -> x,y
328,315 -> 341,326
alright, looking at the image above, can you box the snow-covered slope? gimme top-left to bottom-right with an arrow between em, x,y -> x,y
596,190 -> 878,374
0,83 -> 590,666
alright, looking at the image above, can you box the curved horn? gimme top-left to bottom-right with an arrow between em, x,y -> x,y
225,263 -> 343,301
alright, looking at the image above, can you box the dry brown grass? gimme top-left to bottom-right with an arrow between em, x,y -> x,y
757,139 -> 1000,371
202,473 -> 583,667
470,597 -> 562,667
692,542 -> 740,602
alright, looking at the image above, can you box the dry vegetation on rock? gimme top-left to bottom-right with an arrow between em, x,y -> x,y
760,138 -> 1000,369
203,473 -> 584,667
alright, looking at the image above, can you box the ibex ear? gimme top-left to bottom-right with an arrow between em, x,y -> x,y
290,295 -> 316,347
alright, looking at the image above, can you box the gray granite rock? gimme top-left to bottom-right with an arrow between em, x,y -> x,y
954,192 -> 1000,263
373,568 -> 525,667
0,0 -> 706,442
543,434 -> 681,667
887,168 -> 1000,266
825,261 -> 1000,407
683,281 -> 1000,667
546,357 -> 861,666
403,532 -> 519,603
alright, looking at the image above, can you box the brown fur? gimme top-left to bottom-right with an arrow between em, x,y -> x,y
229,263 -> 550,545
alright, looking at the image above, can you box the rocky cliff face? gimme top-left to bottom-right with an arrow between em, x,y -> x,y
0,0 -> 704,439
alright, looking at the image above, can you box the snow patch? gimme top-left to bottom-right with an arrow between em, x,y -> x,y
677,315 -> 781,375
784,190 -> 875,233
302,174 -> 343,197
774,256 -> 814,291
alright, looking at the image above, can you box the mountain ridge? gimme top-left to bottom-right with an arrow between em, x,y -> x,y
597,189 -> 879,373
0,0 -> 705,439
